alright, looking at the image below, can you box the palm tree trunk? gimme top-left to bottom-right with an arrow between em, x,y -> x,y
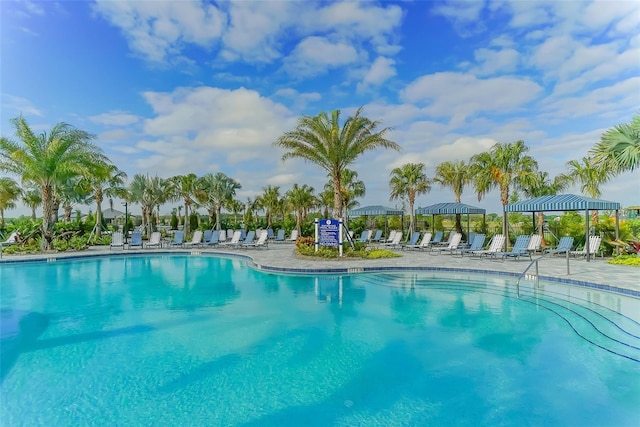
95,189 -> 103,235
591,210 -> 599,225
184,202 -> 190,234
41,184 -> 53,250
0,209 -> 4,227
455,214 -> 462,234
215,204 -> 221,230
408,199 -> 415,235
64,204 -> 72,222
537,212 -> 546,246
296,210 -> 302,235
31,208 -> 36,221
332,174 -> 342,218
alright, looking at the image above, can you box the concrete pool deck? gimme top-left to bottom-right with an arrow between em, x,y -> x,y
2,242 -> 638,296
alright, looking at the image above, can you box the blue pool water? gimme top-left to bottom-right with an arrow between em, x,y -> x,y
1,255 -> 639,426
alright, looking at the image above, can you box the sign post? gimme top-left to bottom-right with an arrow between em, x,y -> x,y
315,218 -> 343,256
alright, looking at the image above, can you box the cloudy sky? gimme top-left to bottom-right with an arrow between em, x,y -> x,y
1,0 -> 639,217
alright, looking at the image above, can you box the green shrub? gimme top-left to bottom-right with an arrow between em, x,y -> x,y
607,255 -> 640,267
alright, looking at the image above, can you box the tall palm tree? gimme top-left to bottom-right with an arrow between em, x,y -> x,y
261,185 -> 281,228
591,113 -> 640,174
433,160 -> 472,234
286,183 -> 316,236
82,162 -> 127,236
563,156 -> 613,224
0,116 -> 107,249
274,108 -> 401,218
197,172 -> 241,230
389,163 -> 431,235
471,140 -> 538,246
0,177 -> 22,227
171,173 -> 199,235
22,187 -> 42,220
521,171 -> 570,242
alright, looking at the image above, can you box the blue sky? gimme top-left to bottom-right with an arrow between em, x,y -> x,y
1,0 -> 639,217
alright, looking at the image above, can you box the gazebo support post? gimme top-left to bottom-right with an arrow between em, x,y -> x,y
615,210 -> 619,240
585,208 -> 590,262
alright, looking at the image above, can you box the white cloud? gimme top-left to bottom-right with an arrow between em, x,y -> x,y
93,0 -> 226,62
136,86 -> 293,176
90,111 -> 139,126
1,94 -> 43,117
98,129 -> 132,142
401,72 -> 543,126
472,48 -> 520,76
283,36 -> 360,77
357,57 -> 396,91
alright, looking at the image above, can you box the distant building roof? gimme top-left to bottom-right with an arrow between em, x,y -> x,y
102,208 -> 126,219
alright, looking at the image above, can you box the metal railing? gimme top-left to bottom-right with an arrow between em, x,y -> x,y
515,250 -> 572,298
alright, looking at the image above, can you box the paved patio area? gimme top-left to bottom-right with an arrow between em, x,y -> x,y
2,242 -> 638,296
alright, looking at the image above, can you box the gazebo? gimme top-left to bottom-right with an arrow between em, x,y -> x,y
348,205 -> 404,235
505,194 -> 620,261
415,202 -> 486,238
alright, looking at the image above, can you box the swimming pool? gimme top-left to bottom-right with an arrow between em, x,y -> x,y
1,255 -> 639,426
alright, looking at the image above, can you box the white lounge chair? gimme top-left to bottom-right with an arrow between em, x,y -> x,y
245,230 -> 269,249
145,232 -> 162,249
570,236 -> 602,258
288,229 -> 299,242
404,232 -> 432,251
1,231 -> 20,247
184,230 -> 203,248
527,234 -> 543,254
110,232 -> 125,250
430,233 -> 462,255
470,234 -> 505,258
220,230 -> 242,247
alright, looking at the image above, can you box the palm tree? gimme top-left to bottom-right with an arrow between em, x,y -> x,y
171,174 -> 199,235
563,156 -> 613,224
22,187 -> 42,220
274,108 -> 401,218
286,183 -> 316,236
471,140 -> 538,246
56,176 -> 89,222
227,199 -> 244,228
82,162 -> 127,236
0,177 -> 22,227
128,174 -> 171,236
591,113 -> 640,174
521,171 -> 570,242
434,160 -> 472,234
260,185 -> 281,228
318,188 -> 334,219
197,172 -> 241,230
389,163 -> 431,235
0,116 -> 107,249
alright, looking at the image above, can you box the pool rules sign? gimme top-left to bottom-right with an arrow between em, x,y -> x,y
315,218 -> 343,256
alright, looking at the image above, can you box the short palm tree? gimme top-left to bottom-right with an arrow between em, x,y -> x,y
197,173 -> 241,230
521,171 -> 570,242
389,163 -> 431,235
471,140 -> 538,247
433,160 -> 472,234
0,116 -> 107,249
563,156 -> 613,224
274,108 -> 401,218
591,113 -> 640,174
171,174 -> 199,235
0,177 -> 22,227
285,183 -> 316,236
22,187 -> 42,220
82,162 -> 127,236
128,174 -> 172,236
261,185 -> 281,228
